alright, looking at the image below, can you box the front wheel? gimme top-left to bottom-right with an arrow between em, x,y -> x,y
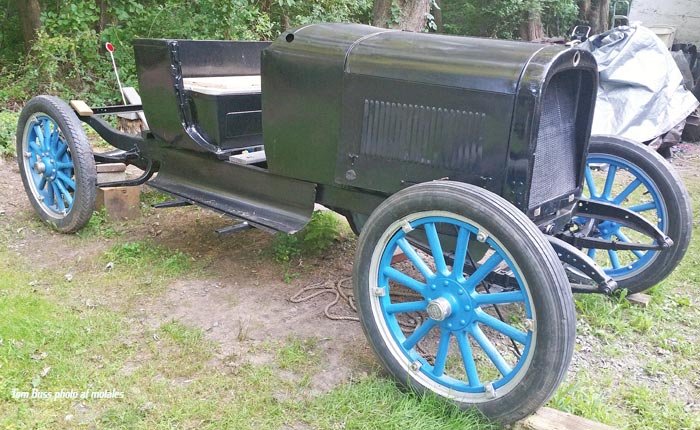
16,96 -> 96,233
580,135 -> 692,293
354,181 -> 576,424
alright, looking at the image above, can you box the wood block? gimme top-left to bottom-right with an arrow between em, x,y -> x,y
516,407 -> 618,430
69,100 -> 93,116
96,186 -> 140,221
627,293 -> 651,307
96,163 -> 127,184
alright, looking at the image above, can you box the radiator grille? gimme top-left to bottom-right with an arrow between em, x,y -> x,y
360,100 -> 485,170
529,72 -> 579,209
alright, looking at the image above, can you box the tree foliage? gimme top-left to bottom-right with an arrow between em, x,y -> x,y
442,0 -> 579,39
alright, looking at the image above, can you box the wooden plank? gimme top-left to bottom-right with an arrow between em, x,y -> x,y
516,407 -> 618,430
627,293 -> 651,307
69,100 -> 93,116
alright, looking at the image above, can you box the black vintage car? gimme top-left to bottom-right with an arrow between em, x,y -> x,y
15,24 -> 692,423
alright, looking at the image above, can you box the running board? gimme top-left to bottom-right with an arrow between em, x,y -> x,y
146,149 -> 316,233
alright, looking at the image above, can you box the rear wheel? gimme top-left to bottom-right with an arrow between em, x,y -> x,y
354,181 -> 575,424
580,135 -> 692,293
16,96 -> 96,233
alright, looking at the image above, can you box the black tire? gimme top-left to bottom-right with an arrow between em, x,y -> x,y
353,181 -> 576,424
16,96 -> 96,233
583,135 -> 693,293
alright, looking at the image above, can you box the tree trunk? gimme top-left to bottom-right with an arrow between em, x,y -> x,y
397,0 -> 430,31
578,0 -> 610,34
372,0 -> 393,28
520,10 -> 544,41
433,0 -> 443,33
15,0 -> 41,50
95,0 -> 108,33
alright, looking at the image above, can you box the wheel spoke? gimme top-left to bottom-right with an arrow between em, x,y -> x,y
476,311 -> 527,345
55,162 -> 73,170
628,201 -> 656,213
56,171 -> 76,190
601,165 -> 618,200
471,324 -> 513,377
402,319 -> 436,350
612,178 -> 641,205
456,331 -> 480,387
54,180 -> 73,207
51,182 -> 65,211
385,300 -> 427,314
55,140 -> 68,159
37,176 -> 47,191
474,290 -> 525,306
49,130 -> 59,152
33,125 -> 45,146
43,120 -> 51,145
615,229 -> 645,259
585,166 -> 599,198
43,185 -> 54,206
382,267 -> 426,293
433,329 -> 451,377
462,252 -> 503,291
28,139 -> 41,154
608,249 -> 621,269
397,237 -> 434,280
587,247 -> 596,259
425,223 -> 447,276
450,226 -> 470,278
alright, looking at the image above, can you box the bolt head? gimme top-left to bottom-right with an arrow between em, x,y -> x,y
464,305 -> 471,311
460,319 -> 466,325
443,280 -> 449,287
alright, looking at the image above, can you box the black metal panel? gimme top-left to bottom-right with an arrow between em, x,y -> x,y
188,91 -> 262,149
146,146 -> 316,233
359,100 -> 485,170
336,74 -> 509,194
262,24 -> 386,184
133,39 -> 269,152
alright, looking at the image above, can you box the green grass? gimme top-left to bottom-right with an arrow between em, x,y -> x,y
0,109 -> 18,157
103,240 -> 191,278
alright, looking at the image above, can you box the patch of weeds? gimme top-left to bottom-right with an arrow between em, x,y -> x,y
140,189 -> 171,208
622,385 -> 700,430
549,376 -> 624,426
160,319 -> 205,350
302,375 -> 496,430
0,110 -> 18,157
302,210 -> 342,253
276,336 -> 319,370
77,208 -> 119,239
270,210 -> 347,263
103,240 -> 190,278
271,233 -> 301,263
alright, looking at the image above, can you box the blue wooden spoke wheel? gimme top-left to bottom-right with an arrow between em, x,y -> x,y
354,182 -> 575,424
580,136 -> 692,294
17,96 -> 96,232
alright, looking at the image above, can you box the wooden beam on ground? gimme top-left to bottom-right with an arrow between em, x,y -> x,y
515,407 -> 618,430
627,293 -> 651,308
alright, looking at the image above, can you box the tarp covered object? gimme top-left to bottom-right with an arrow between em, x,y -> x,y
580,25 -> 699,142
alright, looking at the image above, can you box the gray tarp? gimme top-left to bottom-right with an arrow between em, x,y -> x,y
580,25 -> 699,143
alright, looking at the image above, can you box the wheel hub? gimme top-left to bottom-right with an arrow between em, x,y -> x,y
426,297 -> 451,321
33,161 -> 46,174
427,277 -> 476,331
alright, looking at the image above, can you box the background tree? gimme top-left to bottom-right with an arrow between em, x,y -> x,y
14,0 -> 41,50
578,0 -> 610,34
372,0 -> 431,31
